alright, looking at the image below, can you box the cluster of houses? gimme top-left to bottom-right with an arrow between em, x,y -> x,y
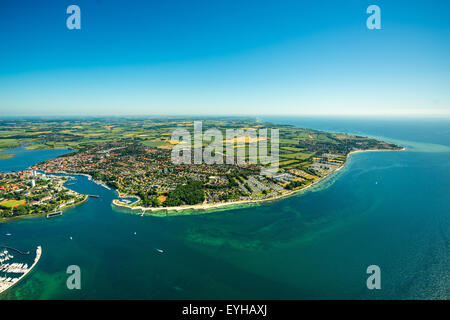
0,170 -> 83,217
32,142 -> 343,207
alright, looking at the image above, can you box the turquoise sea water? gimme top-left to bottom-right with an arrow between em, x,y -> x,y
0,118 -> 449,299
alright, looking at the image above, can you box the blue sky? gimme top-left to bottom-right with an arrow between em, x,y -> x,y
0,0 -> 449,116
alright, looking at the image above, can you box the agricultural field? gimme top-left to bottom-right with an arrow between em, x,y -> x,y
0,117 -> 400,174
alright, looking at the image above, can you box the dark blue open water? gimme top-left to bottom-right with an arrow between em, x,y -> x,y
0,117 -> 449,299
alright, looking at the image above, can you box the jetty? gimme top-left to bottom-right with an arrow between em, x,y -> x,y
46,211 -> 63,218
0,246 -> 30,255
94,181 -> 111,190
0,246 -> 42,295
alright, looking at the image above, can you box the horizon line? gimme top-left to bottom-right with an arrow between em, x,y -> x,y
1,113 -> 450,119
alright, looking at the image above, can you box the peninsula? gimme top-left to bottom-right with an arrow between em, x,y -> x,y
0,118 -> 403,216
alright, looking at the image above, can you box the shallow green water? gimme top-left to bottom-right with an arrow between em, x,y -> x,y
0,119 -> 449,299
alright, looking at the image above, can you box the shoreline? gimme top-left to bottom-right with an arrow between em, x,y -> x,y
1,146 -> 405,221
112,147 -> 405,216
0,182 -> 88,224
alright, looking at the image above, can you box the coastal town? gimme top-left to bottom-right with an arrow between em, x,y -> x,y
31,124 -> 400,212
0,118 -> 402,215
0,170 -> 86,219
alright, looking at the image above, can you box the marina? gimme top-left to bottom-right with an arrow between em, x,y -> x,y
0,246 -> 42,295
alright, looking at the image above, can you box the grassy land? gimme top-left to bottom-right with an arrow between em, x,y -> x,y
0,154 -> 15,160
0,199 -> 26,208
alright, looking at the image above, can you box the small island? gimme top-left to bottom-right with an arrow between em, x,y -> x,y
0,118 -> 404,217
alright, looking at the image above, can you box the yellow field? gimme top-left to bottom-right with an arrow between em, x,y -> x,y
223,136 -> 267,144
157,144 -> 174,150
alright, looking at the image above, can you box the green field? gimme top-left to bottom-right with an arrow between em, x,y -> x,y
0,199 -> 26,208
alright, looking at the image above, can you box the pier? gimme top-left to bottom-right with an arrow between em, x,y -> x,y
0,246 -> 30,255
46,211 -> 63,218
